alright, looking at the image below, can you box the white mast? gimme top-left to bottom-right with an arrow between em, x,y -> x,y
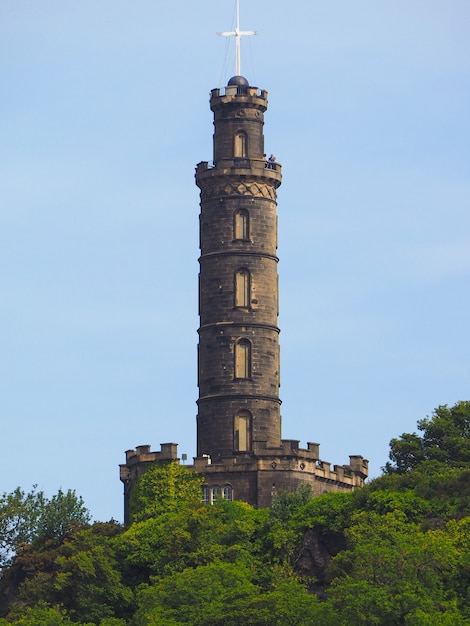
217,0 -> 256,76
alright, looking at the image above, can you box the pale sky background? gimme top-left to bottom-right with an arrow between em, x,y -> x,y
1,1 -> 469,522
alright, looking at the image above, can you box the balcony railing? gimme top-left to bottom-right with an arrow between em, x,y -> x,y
196,158 -> 281,174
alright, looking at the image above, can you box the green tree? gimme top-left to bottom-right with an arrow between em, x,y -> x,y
270,484 -> 314,523
326,510 -> 465,624
259,486 -> 317,570
0,487 -> 44,570
134,562 -> 328,626
35,488 -> 91,548
444,516 -> 470,619
129,462 -> 204,522
117,499 -> 267,585
0,487 -> 90,571
294,491 -> 355,533
0,601 -> 79,625
134,561 -> 262,625
3,522 -> 132,624
353,489 -> 430,523
385,401 -> 470,474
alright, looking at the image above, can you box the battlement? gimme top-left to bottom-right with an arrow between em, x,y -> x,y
348,454 -> 369,478
121,438 -> 368,520
209,84 -> 268,118
192,440 -> 368,491
210,85 -> 267,100
122,443 -> 178,469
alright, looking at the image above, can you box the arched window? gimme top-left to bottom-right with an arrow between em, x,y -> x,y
235,269 -> 250,308
234,411 -> 251,451
234,209 -> 249,240
202,485 -> 232,505
235,339 -> 251,379
211,485 -> 221,504
234,131 -> 247,157
222,485 -> 233,501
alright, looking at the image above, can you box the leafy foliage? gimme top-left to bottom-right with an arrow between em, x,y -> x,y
0,487 -> 44,570
129,462 -> 204,523
0,601 -> 79,625
385,401 -> 470,474
0,487 -> 90,571
134,563 -> 328,626
3,521 -> 132,624
35,489 -> 91,548
295,491 -> 355,532
117,498 -> 267,588
327,510 -> 464,624
270,484 -> 314,523
1,404 -> 470,624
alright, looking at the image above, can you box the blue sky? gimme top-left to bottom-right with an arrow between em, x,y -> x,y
1,1 -> 469,522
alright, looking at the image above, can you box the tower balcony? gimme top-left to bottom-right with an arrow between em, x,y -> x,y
195,158 -> 282,189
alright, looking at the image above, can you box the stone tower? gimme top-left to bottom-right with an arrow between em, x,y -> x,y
195,75 -> 281,461
120,74 -> 368,521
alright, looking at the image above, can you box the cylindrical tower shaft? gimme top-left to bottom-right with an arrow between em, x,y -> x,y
195,76 -> 282,460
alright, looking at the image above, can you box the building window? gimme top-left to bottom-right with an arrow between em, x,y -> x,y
234,209 -> 249,240
235,269 -> 250,308
222,485 -> 233,501
235,339 -> 251,379
211,485 -> 221,504
234,131 -> 247,157
234,411 -> 251,451
202,485 -> 232,505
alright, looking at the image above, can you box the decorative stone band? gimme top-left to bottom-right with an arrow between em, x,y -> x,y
199,181 -> 277,202
197,392 -> 282,404
198,321 -> 280,333
199,250 -> 279,262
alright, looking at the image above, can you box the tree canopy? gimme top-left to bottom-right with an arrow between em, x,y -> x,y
0,487 -> 90,571
1,402 -> 470,624
384,401 -> 470,474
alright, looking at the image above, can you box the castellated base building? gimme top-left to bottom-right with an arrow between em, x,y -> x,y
120,75 -> 368,522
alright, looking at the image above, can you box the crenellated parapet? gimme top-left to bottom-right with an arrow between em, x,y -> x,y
193,439 -> 368,508
210,84 -> 268,102
121,443 -> 178,472
121,437 -> 368,519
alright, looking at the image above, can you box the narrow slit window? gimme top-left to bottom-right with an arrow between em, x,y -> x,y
235,269 -> 249,307
234,209 -> 249,240
234,131 -> 247,157
235,269 -> 250,308
234,411 -> 251,451
235,339 -> 251,379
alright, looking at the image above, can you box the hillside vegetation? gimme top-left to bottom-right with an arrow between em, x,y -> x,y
1,401 -> 469,625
